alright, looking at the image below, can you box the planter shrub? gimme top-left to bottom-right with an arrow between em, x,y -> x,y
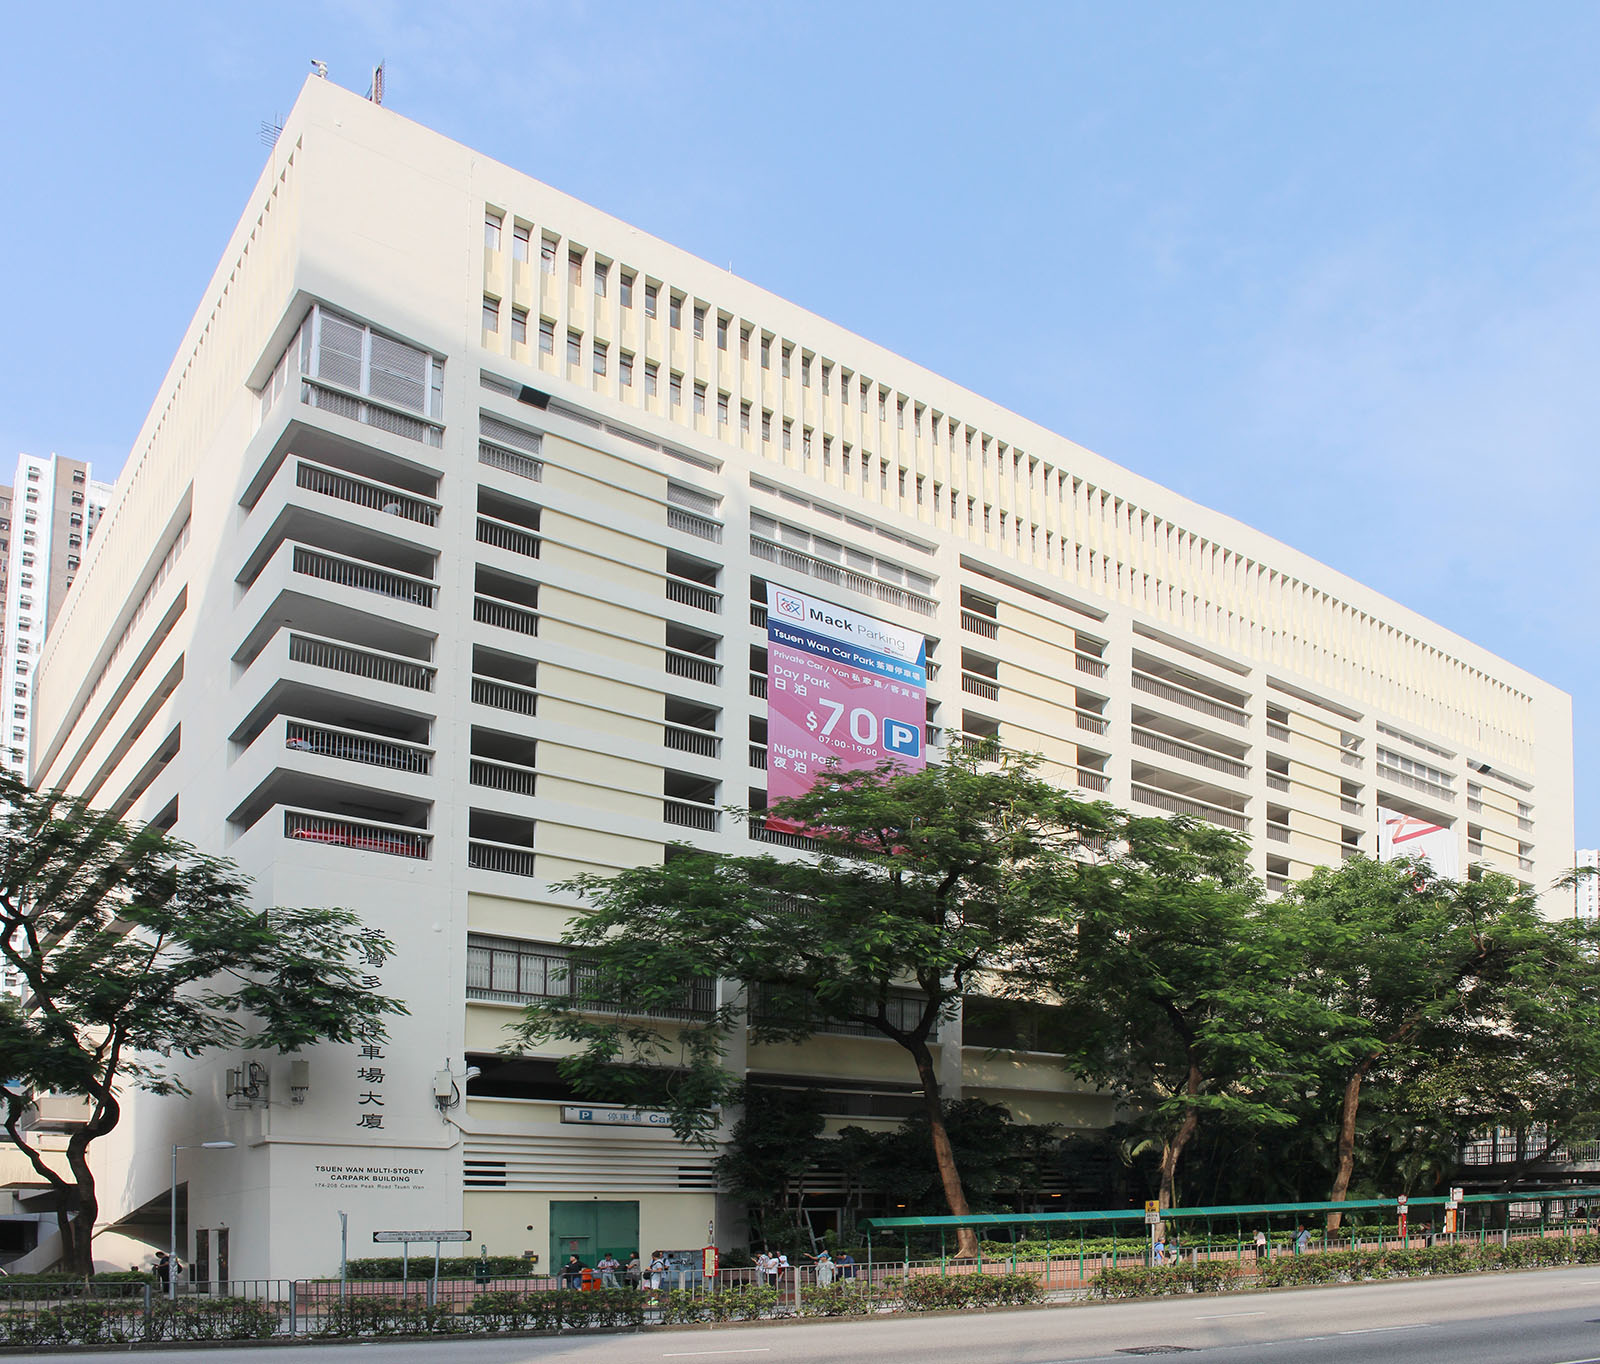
148,1297 -> 280,1341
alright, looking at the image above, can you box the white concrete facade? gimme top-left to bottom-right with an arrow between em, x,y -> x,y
27,77 -> 1574,1280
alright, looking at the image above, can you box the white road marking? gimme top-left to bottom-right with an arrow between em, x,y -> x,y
1196,1310 -> 1265,1319
1337,1324 -> 1427,1335
662,1352 -> 772,1359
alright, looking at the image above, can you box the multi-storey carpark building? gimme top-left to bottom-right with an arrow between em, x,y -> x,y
23,78 -> 1572,1279
0,453 -> 112,780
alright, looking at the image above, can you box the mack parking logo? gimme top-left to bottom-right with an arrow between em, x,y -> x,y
774,591 -> 806,620
884,719 -> 922,758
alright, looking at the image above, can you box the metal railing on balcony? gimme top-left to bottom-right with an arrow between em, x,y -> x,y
665,649 -> 721,685
961,673 -> 999,701
292,545 -> 437,607
1267,722 -> 1291,742
1266,873 -> 1288,894
953,734 -> 1003,762
667,507 -> 723,543
1341,797 -> 1363,815
479,440 -> 543,481
468,839 -> 537,877
1266,823 -> 1290,842
960,610 -> 998,639
748,986 -> 934,1039
469,757 -> 538,796
1075,711 -> 1109,736
470,675 -> 537,715
1467,797 -> 1485,812
664,724 -> 720,758
1130,784 -> 1249,831
476,515 -> 541,559
287,633 -> 435,692
474,596 -> 540,636
666,576 -> 722,614
749,743 -> 767,769
748,821 -> 824,851
1468,840 -> 1486,858
303,377 -> 443,447
1075,653 -> 1109,678
749,537 -> 938,617
284,720 -> 432,775
1074,768 -> 1110,792
1518,816 -> 1534,831
1519,856 -> 1535,871
1266,773 -> 1290,791
1131,727 -> 1249,779
467,938 -> 714,1018
1377,764 -> 1454,803
664,797 -> 720,831
750,603 -> 767,628
1341,845 -> 1361,861
749,673 -> 768,699
284,810 -> 430,859
1131,672 -> 1249,727
294,459 -> 439,525
1341,751 -> 1362,767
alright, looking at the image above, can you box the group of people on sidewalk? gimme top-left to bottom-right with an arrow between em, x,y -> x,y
753,1249 -> 856,1288
559,1250 -> 671,1292
1153,1226 -> 1314,1266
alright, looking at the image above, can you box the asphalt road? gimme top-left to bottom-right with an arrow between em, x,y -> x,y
19,1267 -> 1600,1363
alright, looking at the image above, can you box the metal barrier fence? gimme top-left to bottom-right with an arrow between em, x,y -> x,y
4,1213 -> 1599,1345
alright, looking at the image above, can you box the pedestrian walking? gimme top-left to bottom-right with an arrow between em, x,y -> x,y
154,1251 -> 173,1293
597,1252 -> 620,1287
561,1253 -> 586,1289
1295,1225 -> 1311,1255
649,1250 -> 668,1294
1253,1229 -> 1268,1261
811,1249 -> 835,1287
625,1252 -> 641,1288
837,1251 -> 856,1281
1152,1236 -> 1167,1266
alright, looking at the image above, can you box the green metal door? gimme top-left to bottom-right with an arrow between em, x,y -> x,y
550,1200 -> 640,1273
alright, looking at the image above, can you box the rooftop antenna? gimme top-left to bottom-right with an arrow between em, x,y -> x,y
258,116 -> 283,149
366,60 -> 385,105
310,58 -> 328,78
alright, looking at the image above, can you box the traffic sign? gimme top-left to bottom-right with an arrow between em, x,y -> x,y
1144,1200 -> 1161,1225
373,1230 -> 472,1243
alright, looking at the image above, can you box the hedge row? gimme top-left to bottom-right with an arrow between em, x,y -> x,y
1092,1236 -> 1600,1299
0,1298 -> 279,1346
344,1255 -> 539,1281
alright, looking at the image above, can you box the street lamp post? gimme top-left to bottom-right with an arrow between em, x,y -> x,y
169,1141 -> 235,1300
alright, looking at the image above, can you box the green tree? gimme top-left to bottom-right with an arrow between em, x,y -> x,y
1054,815 -> 1296,1218
713,1084 -> 827,1248
1270,856 -> 1600,1227
0,775 -> 405,1273
510,751 -> 1109,1258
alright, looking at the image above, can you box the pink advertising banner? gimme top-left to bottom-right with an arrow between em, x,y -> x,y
765,584 -> 927,831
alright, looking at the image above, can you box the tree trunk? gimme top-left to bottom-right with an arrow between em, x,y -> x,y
60,1130 -> 101,1276
1325,1059 -> 1374,1232
910,1042 -> 979,1258
1155,1063 -> 1202,1238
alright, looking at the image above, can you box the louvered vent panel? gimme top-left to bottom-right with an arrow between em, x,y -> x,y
316,315 -> 364,389
480,415 -> 544,455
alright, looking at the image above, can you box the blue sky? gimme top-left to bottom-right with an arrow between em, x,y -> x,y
2,3 -> 1597,843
